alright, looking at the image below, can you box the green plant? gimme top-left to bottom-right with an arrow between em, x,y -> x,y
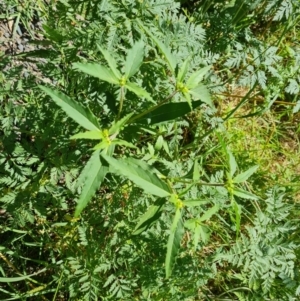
215,187 -> 300,300
1,0 -> 300,300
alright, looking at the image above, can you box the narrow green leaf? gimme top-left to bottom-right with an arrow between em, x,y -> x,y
74,148 -> 113,217
124,157 -> 165,178
39,86 -> 100,131
199,204 -> 220,222
177,56 -> 191,83
155,135 -> 164,151
75,147 -> 114,189
233,165 -> 259,183
137,20 -> 176,73
193,161 -> 201,181
132,198 -> 166,235
184,218 -> 198,229
193,223 -> 202,250
124,40 -> 144,78
72,62 -> 119,84
227,148 -> 237,177
163,140 -> 171,157
111,139 -> 137,149
182,161 -> 200,180
182,91 -> 192,109
232,188 -> 259,200
189,84 -> 213,107
0,268 -> 46,283
97,45 -> 121,79
70,130 -> 103,140
165,208 -> 184,278
231,200 -> 242,234
186,66 -> 211,89
184,219 -> 210,250
109,112 -> 134,135
93,141 -> 110,150
79,274 -> 89,283
135,100 -> 203,124
182,199 -> 209,207
125,82 -> 152,101
198,224 -> 210,244
101,155 -> 171,198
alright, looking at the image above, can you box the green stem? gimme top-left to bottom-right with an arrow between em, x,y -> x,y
52,269 -> 64,301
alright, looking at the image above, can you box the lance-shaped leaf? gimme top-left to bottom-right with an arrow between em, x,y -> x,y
133,198 -> 166,235
227,148 -> 237,177
233,165 -> 259,183
73,62 -> 120,85
134,100 -> 203,124
193,161 -> 201,181
186,66 -> 211,89
124,40 -> 144,78
70,130 -> 103,140
177,56 -> 191,83
101,155 -> 171,198
109,112 -> 134,135
184,219 -> 210,250
39,86 -> 100,131
182,91 -> 192,109
93,140 -> 110,150
184,218 -> 197,229
97,45 -> 121,79
123,157 -> 164,178
74,147 -> 113,217
199,204 -> 220,222
125,81 -> 152,101
137,20 -> 176,73
110,139 -> 137,149
165,208 -> 184,278
198,224 -> 210,244
189,84 -> 213,107
155,135 -> 164,150
182,199 -> 209,207
232,188 -> 259,200
231,199 -> 242,234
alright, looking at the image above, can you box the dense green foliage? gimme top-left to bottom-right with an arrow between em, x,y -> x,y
1,0 -> 300,300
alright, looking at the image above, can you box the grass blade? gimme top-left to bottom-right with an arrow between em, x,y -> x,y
0,268 -> 46,283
